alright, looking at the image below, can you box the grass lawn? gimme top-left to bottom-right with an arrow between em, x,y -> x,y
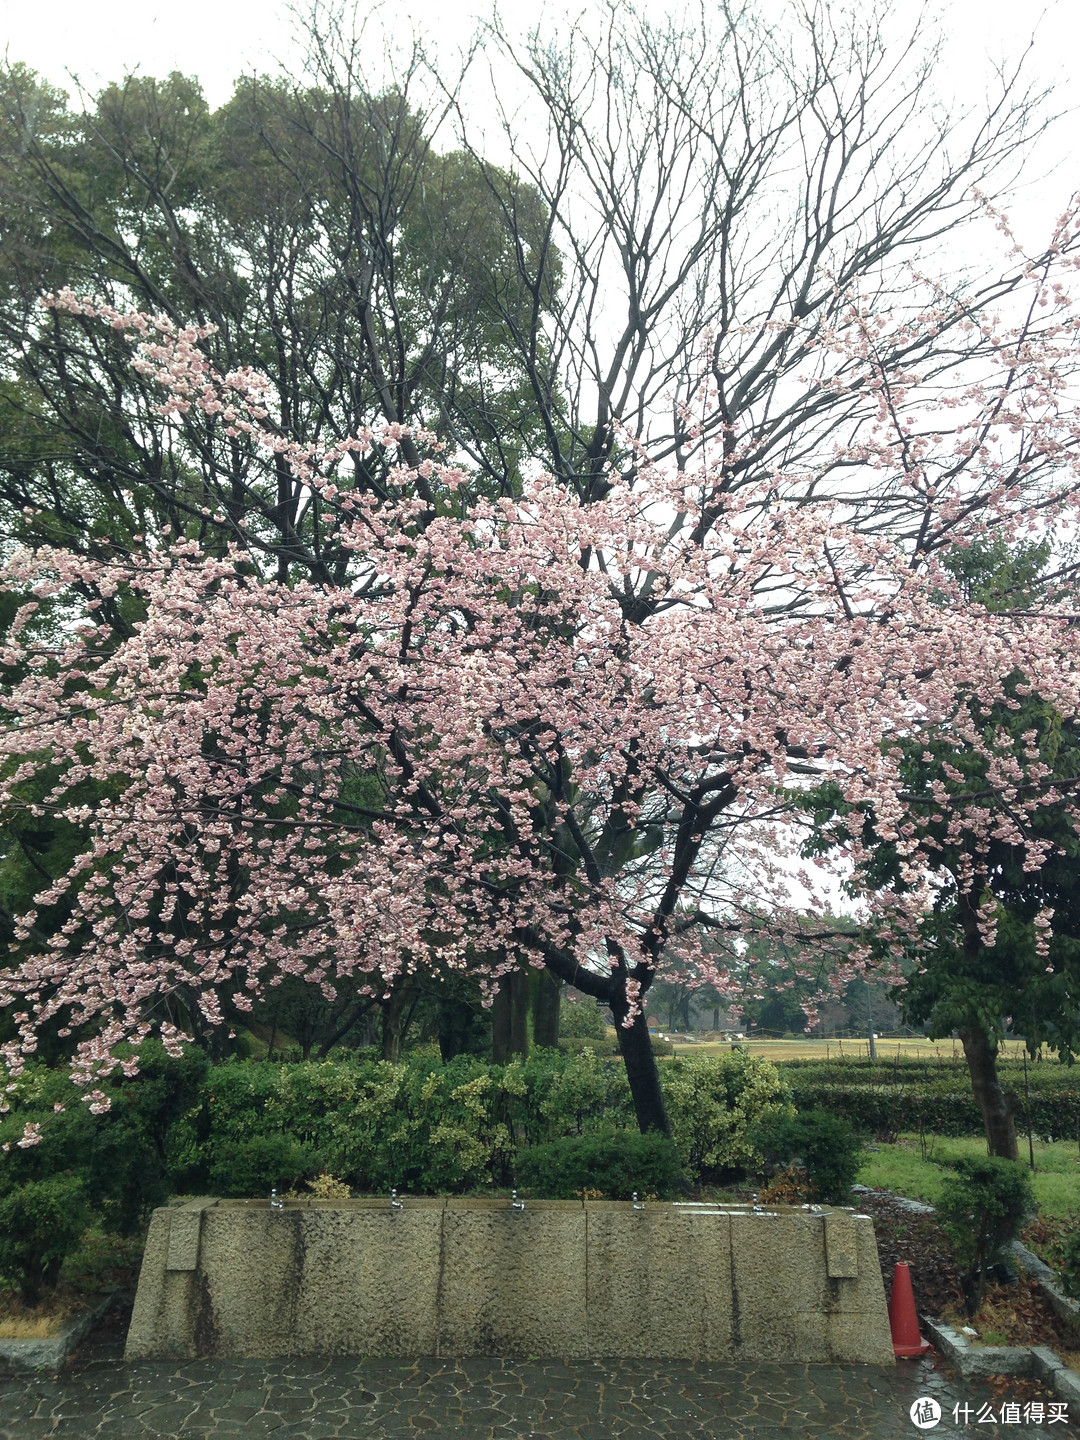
858,1134 -> 1080,1218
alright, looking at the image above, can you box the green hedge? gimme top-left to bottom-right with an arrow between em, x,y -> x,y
175,1047 -> 789,1194
751,1110 -> 863,1204
781,1060 -> 1078,1141
781,1056 -> 1073,1087
515,1130 -> 685,1200
0,1175 -> 91,1304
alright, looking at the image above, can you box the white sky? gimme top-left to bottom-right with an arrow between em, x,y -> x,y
0,0 -> 1071,87
1,0 -> 1078,116
2,0 -> 1077,242
2,0 -> 1077,96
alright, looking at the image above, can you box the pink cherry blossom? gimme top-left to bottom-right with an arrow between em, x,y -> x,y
3,250 -> 1080,1123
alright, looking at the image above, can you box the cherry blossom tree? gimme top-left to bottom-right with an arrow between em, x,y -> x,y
4,232 -> 1080,1142
803,539 -> 1080,1158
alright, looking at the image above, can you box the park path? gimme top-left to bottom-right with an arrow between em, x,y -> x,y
0,1307 -> 1062,1438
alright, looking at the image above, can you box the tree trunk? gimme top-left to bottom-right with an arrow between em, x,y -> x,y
381,982 -> 411,1062
491,975 -> 512,1063
437,994 -> 480,1062
611,997 -> 672,1137
959,1024 -> 1018,1160
316,998 -> 380,1057
509,967 -> 530,1058
532,969 -> 561,1049
492,966 -> 530,1061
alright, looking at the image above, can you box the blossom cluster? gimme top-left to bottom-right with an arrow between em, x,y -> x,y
3,280 -> 1080,1103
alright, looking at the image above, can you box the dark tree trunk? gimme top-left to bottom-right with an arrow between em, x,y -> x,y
509,967 -> 530,1058
960,1024 -> 1018,1160
316,998 -> 379,1057
437,993 -> 482,1062
491,975 -> 513,1063
492,966 -> 530,1061
533,941 -> 672,1139
381,982 -> 411,1062
533,969 -> 561,1049
611,994 -> 672,1137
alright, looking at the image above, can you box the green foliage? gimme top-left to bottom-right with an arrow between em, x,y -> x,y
752,1110 -> 863,1204
0,1175 -> 90,1304
208,1135 -> 320,1197
936,1156 -> 1034,1315
519,1048 -> 634,1141
0,1046 -> 809,1261
663,1052 -> 792,1179
557,1036 -> 612,1056
942,536 -> 1052,613
780,1057 -> 1078,1141
0,1040 -> 209,1232
558,998 -> 608,1041
515,1130 -> 684,1200
57,1228 -> 147,1296
186,1050 -> 633,1194
1055,1218 -> 1080,1299
166,1048 -> 786,1195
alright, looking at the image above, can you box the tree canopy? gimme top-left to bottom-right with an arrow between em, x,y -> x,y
3,4 -> 1080,1140
803,540 -> 1080,1155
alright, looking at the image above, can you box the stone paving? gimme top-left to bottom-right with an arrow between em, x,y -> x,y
0,1306 -> 1068,1439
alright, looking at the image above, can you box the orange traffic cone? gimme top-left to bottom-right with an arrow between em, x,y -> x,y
888,1262 -> 931,1357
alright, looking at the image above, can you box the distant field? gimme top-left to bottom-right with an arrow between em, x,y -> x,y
657,1035 -> 1032,1063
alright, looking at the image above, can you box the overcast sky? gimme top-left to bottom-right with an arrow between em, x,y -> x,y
3,0 -> 1079,113
2,0 -> 1077,246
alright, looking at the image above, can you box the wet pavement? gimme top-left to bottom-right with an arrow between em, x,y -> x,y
0,1311 -> 1067,1440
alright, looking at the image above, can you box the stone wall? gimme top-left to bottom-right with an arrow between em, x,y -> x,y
125,1198 -> 895,1364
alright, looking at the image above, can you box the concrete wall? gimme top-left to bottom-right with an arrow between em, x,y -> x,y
125,1198 -> 895,1365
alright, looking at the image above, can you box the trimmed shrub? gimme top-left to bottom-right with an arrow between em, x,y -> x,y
515,1129 -> 685,1199
0,1040 -> 209,1233
208,1135 -> 320,1197
662,1052 -> 792,1179
558,999 -> 608,1041
0,1045 -> 822,1220
751,1110 -> 863,1204
175,1050 -> 636,1195
557,1036 -> 613,1057
0,1175 -> 91,1305
58,1228 -> 147,1296
169,1048 -> 796,1195
780,1058 -> 1078,1141
936,1156 -> 1034,1316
